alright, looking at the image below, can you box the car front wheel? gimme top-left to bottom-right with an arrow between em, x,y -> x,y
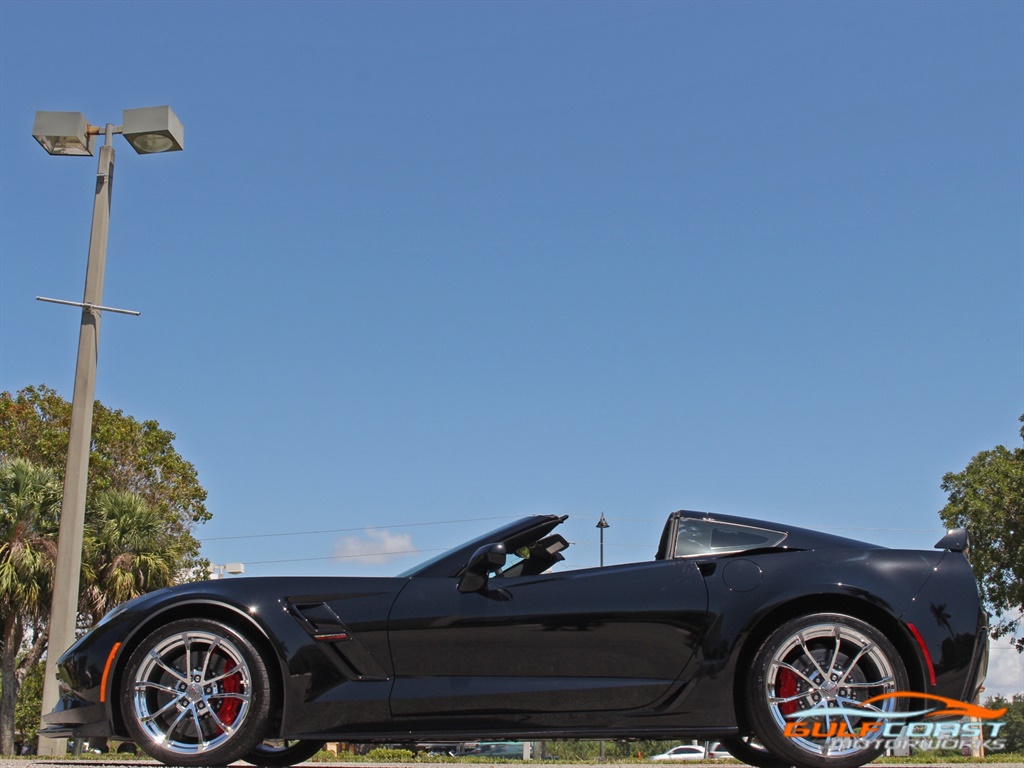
745,613 -> 908,768
121,618 -> 271,766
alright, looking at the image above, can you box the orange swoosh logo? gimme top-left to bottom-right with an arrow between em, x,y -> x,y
863,692 -> 1006,720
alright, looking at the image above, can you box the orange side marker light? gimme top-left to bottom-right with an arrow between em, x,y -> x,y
99,642 -> 122,703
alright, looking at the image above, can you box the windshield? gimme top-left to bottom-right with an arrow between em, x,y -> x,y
396,515 -> 568,578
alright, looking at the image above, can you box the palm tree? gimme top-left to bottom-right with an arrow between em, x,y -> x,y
81,490 -> 184,623
0,458 -> 61,755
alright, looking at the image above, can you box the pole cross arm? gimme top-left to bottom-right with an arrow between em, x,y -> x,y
36,295 -> 141,316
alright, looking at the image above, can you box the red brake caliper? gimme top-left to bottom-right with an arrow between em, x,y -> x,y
777,668 -> 799,716
214,664 -> 243,730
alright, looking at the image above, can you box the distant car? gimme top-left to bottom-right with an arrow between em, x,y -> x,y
42,510 -> 988,768
706,742 -> 729,759
651,744 -> 706,760
651,742 -> 729,761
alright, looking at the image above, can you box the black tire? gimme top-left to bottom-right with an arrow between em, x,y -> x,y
244,739 -> 326,767
745,613 -> 909,768
120,618 -> 272,766
719,735 -> 791,768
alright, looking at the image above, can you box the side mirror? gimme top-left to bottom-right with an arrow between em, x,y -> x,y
457,543 -> 507,593
935,528 -> 970,555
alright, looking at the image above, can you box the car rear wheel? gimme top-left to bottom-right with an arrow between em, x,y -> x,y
745,613 -> 908,768
121,618 -> 271,766
245,739 -> 326,766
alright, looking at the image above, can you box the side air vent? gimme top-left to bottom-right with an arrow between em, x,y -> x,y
286,601 -> 389,681
291,602 -> 350,642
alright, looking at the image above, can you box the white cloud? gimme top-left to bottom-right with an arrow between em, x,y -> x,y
333,528 -> 417,564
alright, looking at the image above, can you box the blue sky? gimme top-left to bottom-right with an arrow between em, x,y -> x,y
1,1 -> 1021,694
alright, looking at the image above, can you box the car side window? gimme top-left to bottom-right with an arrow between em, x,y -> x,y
675,519 -> 786,557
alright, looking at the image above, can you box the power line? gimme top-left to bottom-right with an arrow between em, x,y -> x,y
202,515 -> 518,542
244,548 -> 445,566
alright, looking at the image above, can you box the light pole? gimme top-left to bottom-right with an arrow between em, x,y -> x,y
32,107 -> 184,756
596,513 -> 609,567
595,514 -> 610,763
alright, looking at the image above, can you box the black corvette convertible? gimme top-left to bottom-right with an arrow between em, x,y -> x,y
43,510 -> 987,768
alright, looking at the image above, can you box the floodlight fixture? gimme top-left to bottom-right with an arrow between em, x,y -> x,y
32,111 -> 93,156
122,105 -> 184,154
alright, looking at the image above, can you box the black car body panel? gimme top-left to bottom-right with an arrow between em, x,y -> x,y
43,510 -> 988,765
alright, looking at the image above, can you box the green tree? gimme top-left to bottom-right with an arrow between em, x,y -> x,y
13,662 -> 45,751
985,694 -> 1024,753
81,490 -> 185,621
0,384 -> 209,576
0,459 -> 61,756
939,415 -> 1024,651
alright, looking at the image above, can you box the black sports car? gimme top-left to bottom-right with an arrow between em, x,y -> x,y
42,510 -> 988,768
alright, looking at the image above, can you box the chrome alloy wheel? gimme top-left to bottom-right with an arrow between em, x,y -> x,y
763,621 -> 900,759
130,629 -> 253,756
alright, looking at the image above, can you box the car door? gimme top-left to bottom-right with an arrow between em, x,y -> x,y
387,558 -> 708,717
